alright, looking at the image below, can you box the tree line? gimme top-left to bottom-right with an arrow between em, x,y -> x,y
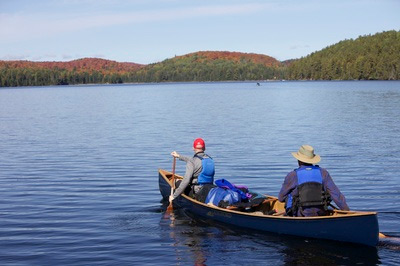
0,58 -> 141,87
129,53 -> 287,82
288,30 -> 400,80
1,30 -> 399,87
0,53 -> 287,87
0,67 -> 135,87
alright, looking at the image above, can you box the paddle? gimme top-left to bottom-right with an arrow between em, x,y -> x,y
166,157 -> 176,213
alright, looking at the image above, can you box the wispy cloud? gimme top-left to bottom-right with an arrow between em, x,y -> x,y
290,44 -> 311,50
0,3 -> 270,42
31,54 -> 58,61
62,54 -> 74,60
0,53 -> 60,61
0,54 -> 31,61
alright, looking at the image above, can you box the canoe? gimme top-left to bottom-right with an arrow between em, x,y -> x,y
159,169 -> 379,247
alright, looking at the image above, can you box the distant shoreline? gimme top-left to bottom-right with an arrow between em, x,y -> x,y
2,79 -> 400,89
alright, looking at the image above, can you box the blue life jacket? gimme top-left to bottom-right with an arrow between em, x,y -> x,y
286,166 -> 327,213
195,154 -> 215,185
297,165 -> 322,185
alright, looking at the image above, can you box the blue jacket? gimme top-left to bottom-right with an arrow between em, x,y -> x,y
278,165 -> 349,216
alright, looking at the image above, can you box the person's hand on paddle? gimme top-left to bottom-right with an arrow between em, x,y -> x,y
165,156 -> 176,214
169,195 -> 174,203
171,151 -> 180,158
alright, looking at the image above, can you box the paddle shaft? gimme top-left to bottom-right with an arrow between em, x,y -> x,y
171,156 -> 176,190
167,157 -> 176,211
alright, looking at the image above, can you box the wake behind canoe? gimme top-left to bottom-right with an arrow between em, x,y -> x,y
158,169 -> 379,247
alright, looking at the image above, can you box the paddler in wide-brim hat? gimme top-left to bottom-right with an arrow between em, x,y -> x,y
278,144 -> 349,217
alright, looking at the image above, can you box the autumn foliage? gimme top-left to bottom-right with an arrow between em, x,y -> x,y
1,58 -> 143,74
1,31 -> 400,87
0,58 -> 144,86
0,52 -> 285,86
132,51 -> 286,82
177,51 -> 281,67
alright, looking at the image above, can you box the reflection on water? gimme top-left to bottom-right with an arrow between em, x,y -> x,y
280,238 -> 380,265
158,203 -> 381,265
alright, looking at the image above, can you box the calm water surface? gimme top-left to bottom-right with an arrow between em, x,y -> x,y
0,81 -> 399,265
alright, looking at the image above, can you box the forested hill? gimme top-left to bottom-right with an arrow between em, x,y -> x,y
1,30 -> 399,87
178,51 -> 280,67
130,51 -> 286,82
288,30 -> 400,80
2,58 -> 143,72
0,58 -> 144,87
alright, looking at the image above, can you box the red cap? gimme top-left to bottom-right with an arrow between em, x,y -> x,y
193,138 -> 205,150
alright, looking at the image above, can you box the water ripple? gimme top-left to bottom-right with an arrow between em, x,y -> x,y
0,81 -> 399,265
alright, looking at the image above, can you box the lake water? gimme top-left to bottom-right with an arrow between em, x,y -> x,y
0,81 -> 399,265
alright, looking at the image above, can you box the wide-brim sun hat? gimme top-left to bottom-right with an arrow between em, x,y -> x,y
291,145 -> 321,164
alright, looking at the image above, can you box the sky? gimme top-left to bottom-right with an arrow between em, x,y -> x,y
0,0 -> 399,64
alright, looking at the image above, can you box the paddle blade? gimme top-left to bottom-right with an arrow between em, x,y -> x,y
163,201 -> 173,219
166,202 -> 173,212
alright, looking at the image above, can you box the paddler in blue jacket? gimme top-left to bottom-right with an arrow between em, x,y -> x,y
169,138 -> 215,202
278,145 -> 349,217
